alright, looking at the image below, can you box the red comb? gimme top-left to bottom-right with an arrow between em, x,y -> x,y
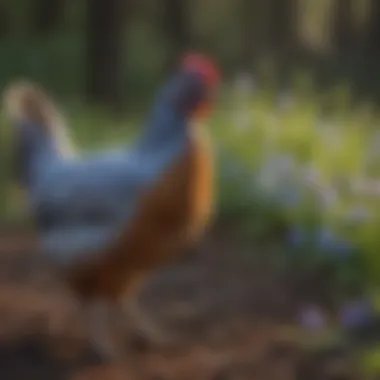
181,53 -> 220,87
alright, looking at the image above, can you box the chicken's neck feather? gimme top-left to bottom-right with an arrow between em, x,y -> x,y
136,72 -> 205,152
138,108 -> 188,153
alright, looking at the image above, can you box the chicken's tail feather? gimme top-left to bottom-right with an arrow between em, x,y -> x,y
3,80 -> 76,158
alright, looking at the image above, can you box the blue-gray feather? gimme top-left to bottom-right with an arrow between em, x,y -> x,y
20,72 -> 205,267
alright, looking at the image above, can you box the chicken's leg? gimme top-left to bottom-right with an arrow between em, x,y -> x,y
84,300 -> 123,361
121,297 -> 178,347
116,273 -> 177,347
127,298 -> 164,340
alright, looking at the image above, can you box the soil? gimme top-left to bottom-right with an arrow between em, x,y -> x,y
0,229 -> 362,380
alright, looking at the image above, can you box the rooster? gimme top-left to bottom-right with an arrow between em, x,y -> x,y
3,54 -> 220,360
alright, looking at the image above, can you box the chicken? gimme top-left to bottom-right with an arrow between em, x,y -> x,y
3,53 -> 221,360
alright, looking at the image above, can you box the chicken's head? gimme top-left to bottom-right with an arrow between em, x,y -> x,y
177,53 -> 221,121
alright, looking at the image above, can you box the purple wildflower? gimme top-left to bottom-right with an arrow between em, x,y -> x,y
298,305 -> 327,330
339,298 -> 374,329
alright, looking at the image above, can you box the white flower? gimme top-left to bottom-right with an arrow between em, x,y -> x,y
233,111 -> 251,132
319,187 -> 338,208
233,72 -> 257,97
317,126 -> 342,148
277,90 -> 295,111
345,206 -> 372,223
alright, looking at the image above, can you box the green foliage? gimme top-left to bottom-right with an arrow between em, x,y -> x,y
213,77 -> 380,294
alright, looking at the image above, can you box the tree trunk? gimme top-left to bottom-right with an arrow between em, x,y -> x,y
240,0 -> 271,70
33,0 -> 66,34
0,6 -> 9,38
332,0 -> 354,53
85,0 -> 127,107
240,0 -> 257,70
268,0 -> 298,53
367,0 -> 380,55
162,0 -> 190,71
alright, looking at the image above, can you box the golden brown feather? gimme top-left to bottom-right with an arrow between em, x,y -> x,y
66,124 -> 215,301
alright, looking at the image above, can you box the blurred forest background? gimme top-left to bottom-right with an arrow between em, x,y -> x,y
2,0 -> 380,290
0,0 -> 379,107
2,1 -> 380,376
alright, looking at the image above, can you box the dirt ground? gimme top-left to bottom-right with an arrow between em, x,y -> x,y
0,229 -> 361,380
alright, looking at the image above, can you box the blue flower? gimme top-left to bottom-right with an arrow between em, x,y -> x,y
287,226 -> 305,247
316,227 -> 353,259
339,298 -> 374,329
